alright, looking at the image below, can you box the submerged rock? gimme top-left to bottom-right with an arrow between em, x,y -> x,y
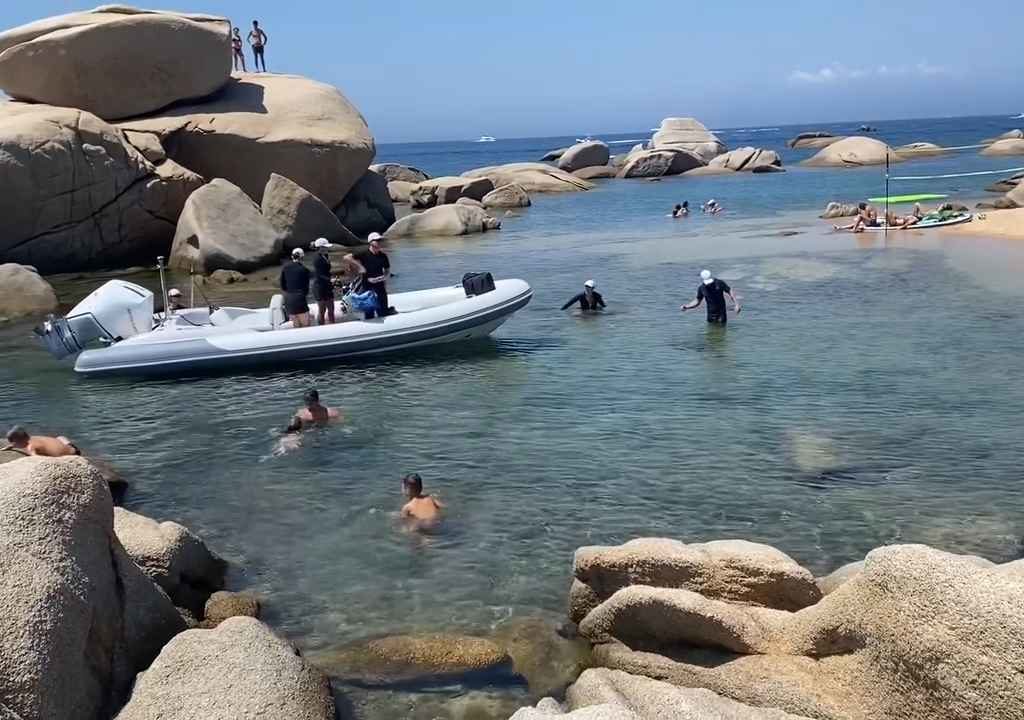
385,204 -> 501,238
0,7 -> 231,120
492,616 -> 592,698
312,632 -> 515,686
0,457 -> 185,720
0,263 -> 58,320
114,506 -> 227,616
118,73 -> 375,207
117,617 -> 336,720
170,179 -> 284,274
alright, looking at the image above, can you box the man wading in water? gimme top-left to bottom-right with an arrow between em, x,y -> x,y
561,279 -> 606,312
681,269 -> 741,324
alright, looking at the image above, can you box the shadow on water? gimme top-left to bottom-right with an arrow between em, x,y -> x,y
793,465 -> 921,491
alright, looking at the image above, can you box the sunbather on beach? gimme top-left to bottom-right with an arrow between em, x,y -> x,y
5,426 -> 81,457
834,202 -> 879,232
885,203 -> 924,229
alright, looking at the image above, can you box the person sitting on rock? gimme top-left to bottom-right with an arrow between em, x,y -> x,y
286,389 -> 340,434
561,280 -> 606,312
834,202 -> 879,232
400,473 -> 444,526
5,425 -> 80,457
231,27 -> 247,72
672,201 -> 690,218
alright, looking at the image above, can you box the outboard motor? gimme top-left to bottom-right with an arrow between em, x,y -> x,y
35,280 -> 154,360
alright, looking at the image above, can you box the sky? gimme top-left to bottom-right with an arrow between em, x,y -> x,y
2,1 -> 1022,143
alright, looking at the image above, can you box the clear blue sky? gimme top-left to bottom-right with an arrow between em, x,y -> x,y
3,1 -> 1021,142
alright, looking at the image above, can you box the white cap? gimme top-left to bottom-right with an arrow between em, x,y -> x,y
584,279 -> 595,288
291,248 -> 305,258
312,237 -> 334,249
367,232 -> 383,242
168,288 -> 182,297
700,269 -> 713,285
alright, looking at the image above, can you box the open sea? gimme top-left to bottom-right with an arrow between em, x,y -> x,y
3,115 -> 1024,718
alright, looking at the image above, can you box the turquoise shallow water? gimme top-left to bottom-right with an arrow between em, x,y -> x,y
3,116 -> 1024,718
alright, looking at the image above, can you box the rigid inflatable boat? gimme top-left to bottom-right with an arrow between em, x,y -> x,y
37,277 -> 532,376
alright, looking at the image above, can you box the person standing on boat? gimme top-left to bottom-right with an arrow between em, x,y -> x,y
345,233 -> 391,319
561,280 -> 606,312
280,248 -> 312,327
681,269 -> 740,324
311,238 -> 336,325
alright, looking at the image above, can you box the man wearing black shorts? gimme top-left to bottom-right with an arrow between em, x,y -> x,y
311,238 -> 336,325
681,269 -> 741,324
344,233 -> 391,319
247,20 -> 268,72
280,248 -> 311,327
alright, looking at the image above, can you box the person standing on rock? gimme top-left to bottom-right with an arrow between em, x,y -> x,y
681,269 -> 741,324
280,248 -> 312,327
311,238 -> 336,325
344,234 -> 391,319
561,280 -> 606,312
248,20 -> 268,72
231,27 -> 247,72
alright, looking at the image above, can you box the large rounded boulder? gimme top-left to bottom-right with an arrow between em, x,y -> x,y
0,7 -> 231,121
650,117 -> 726,162
261,173 -> 361,250
385,204 -> 501,238
981,138 -> 1024,156
708,147 -> 781,172
483,183 -> 531,208
116,617 -> 335,720
618,148 -> 704,178
0,457 -> 185,720
118,73 -> 375,207
334,169 -> 395,237
0,103 -> 200,274
170,179 -> 284,273
409,176 -> 495,209
369,162 -> 431,184
557,141 -> 611,172
0,263 -> 58,320
463,162 -> 593,193
803,136 -> 894,167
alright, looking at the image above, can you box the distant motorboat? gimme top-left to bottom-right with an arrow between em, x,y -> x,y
475,135 -> 496,143
575,136 -> 594,143
1012,113 -> 1024,119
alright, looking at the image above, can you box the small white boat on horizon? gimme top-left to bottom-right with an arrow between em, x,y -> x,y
475,135 -> 496,142
36,277 -> 532,376
1012,113 -> 1024,119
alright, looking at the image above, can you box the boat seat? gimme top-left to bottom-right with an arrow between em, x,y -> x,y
208,307 -> 249,326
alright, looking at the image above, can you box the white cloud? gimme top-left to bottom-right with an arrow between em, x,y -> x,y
789,61 -> 951,84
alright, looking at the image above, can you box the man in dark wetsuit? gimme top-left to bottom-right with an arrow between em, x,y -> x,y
311,238 -> 336,325
561,279 -> 606,311
344,233 -> 391,319
280,248 -> 311,327
681,269 -> 741,324
247,20 -> 267,72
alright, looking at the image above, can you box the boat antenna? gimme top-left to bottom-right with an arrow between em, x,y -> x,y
156,255 -> 169,324
189,264 -> 196,309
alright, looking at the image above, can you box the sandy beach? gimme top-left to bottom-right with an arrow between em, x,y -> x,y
942,207 -> 1024,240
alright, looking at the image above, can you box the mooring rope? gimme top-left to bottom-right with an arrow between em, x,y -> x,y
891,166 -> 1024,181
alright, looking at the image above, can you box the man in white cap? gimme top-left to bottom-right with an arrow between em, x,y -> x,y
561,279 -> 606,312
311,238 -> 336,325
167,288 -> 186,313
279,247 -> 312,327
344,233 -> 391,319
681,269 -> 740,324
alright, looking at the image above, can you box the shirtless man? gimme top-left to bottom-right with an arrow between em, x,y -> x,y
286,389 -> 340,431
400,473 -> 444,525
834,202 -> 879,232
247,20 -> 268,72
5,426 -> 80,457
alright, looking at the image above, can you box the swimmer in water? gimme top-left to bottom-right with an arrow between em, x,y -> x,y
400,473 -> 444,526
561,279 -> 606,312
672,201 -> 689,218
702,199 -> 723,215
286,388 -> 341,431
5,426 -> 81,457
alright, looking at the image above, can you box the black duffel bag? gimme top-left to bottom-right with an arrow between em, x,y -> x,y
462,272 -> 496,297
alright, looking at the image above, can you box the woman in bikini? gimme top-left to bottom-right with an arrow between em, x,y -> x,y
232,28 -> 246,72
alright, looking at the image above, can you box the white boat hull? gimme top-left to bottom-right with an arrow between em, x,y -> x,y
68,279 -> 532,376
